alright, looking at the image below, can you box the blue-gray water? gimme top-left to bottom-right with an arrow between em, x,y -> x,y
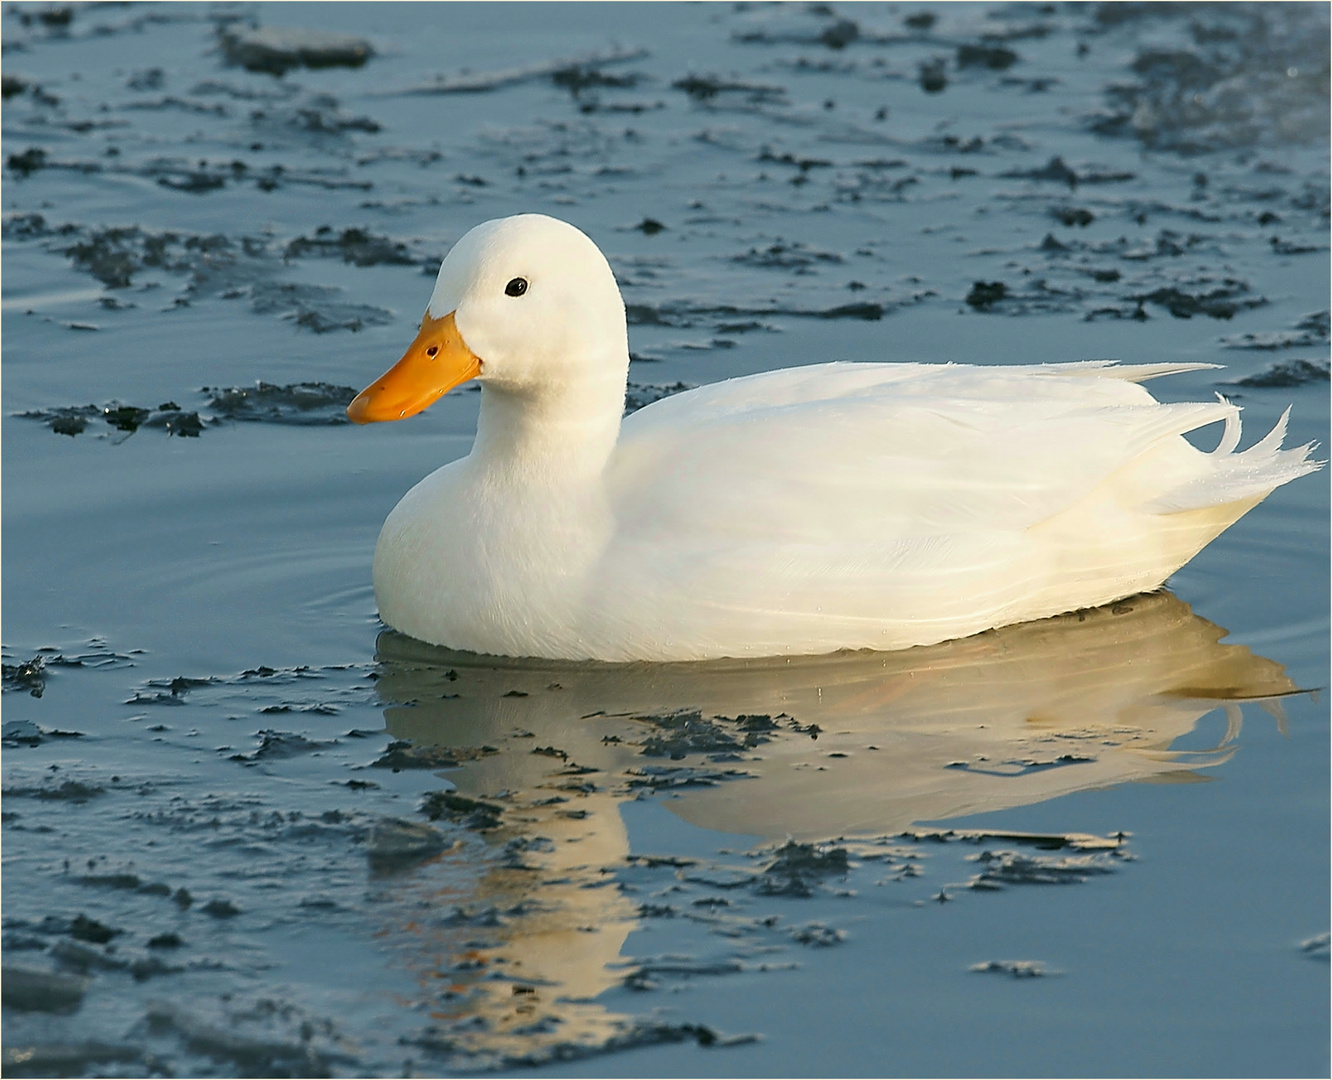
2,3 -> 1328,1076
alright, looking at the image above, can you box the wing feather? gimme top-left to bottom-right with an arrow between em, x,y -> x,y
608,362 -> 1234,543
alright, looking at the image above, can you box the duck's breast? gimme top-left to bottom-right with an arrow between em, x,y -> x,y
374,458 -> 614,656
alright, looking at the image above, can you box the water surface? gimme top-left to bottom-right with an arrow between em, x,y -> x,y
3,3 -> 1328,1076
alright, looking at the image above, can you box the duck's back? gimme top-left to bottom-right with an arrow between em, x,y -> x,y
587,361 -> 1316,660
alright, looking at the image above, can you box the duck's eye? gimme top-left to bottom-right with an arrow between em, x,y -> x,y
504,277 -> 529,297
426,345 -> 439,357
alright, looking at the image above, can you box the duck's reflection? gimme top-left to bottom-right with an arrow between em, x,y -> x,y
370,592 -> 1297,1063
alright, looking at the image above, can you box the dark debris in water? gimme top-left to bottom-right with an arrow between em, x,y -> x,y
623,764 -> 756,790
1300,933 -> 1330,961
64,225 -> 177,289
390,46 -> 646,95
201,898 -> 241,919
2,720 -> 84,748
249,281 -> 392,332
4,148 -> 370,192
367,817 -> 452,867
0,219 -> 238,291
261,96 -> 382,138
218,25 -> 374,76
6,146 -> 54,176
229,730 -> 338,763
3,780 -> 105,802
1221,310 -> 1329,351
373,739 -> 499,771
633,710 -> 789,762
2,656 -> 51,696
1051,206 -> 1095,227
410,1014 -> 755,1072
76,872 -> 173,896
125,675 -> 216,705
21,383 -> 360,439
788,922 -> 845,947
732,10 -> 862,51
1132,281 -> 1266,320
956,44 -> 1020,71
965,848 -> 1127,889
919,61 -> 947,95
755,841 -> 850,897
966,280 -> 1008,310
552,64 -> 641,95
672,73 -> 785,103
1000,155 -> 1134,188
204,381 -> 357,425
419,791 -> 504,830
69,914 -> 122,945
2,213 -> 394,330
1230,359 -> 1330,389
897,828 -> 1129,852
1,643 -> 134,695
284,225 -> 415,267
970,959 -> 1056,978
733,239 -> 843,270
637,711 -> 745,761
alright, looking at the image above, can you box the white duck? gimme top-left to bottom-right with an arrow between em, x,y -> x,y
348,214 -> 1317,662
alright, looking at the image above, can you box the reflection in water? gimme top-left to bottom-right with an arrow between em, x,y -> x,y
370,592 -> 1297,1066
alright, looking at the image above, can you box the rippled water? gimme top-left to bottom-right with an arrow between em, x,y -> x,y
3,3 -> 1328,1076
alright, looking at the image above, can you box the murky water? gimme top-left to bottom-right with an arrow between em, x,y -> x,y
3,3 -> 1328,1076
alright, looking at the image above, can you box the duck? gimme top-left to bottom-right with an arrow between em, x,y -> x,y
347,213 -> 1318,662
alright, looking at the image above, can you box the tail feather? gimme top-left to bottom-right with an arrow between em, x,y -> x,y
1036,360 -> 1222,383
1149,407 -> 1322,514
1209,393 -> 1241,455
1248,405 -> 1292,456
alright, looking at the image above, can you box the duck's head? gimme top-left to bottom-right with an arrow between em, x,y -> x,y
347,214 -> 627,423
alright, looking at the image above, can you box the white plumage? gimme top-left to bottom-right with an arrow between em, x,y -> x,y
355,214 -> 1319,662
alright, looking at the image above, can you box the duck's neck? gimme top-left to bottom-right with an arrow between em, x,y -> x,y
470,370 -> 626,484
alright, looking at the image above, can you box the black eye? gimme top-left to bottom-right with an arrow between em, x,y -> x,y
504,277 -> 528,297
426,345 -> 438,357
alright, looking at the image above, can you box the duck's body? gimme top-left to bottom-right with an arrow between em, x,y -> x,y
351,215 -> 1318,662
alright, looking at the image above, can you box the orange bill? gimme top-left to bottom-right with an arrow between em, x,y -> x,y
346,310 -> 482,423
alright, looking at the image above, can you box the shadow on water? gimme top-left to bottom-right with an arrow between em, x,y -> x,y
366,590 -> 1298,1064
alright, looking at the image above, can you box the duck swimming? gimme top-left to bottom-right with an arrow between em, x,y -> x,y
348,214 -> 1318,662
